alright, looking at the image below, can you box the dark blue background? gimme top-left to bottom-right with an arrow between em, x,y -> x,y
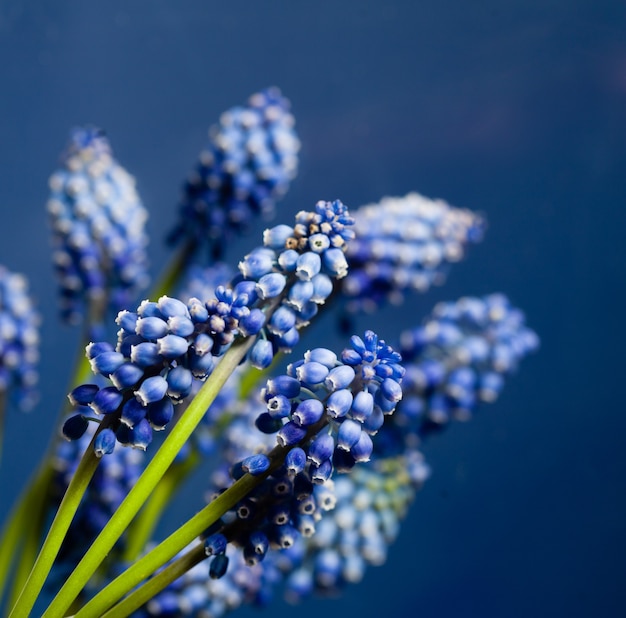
1,1 -> 624,616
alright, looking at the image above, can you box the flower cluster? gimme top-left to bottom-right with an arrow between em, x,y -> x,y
168,87 -> 300,260
194,331 -> 405,583
61,200 -> 355,455
47,126 -> 149,325
0,265 -> 39,410
393,293 -> 539,444
342,192 -> 485,313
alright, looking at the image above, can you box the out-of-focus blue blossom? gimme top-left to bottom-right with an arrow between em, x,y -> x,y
342,193 -> 485,314
0,265 -> 40,410
168,88 -> 300,260
392,293 -> 539,445
281,452 -> 430,601
47,127 -> 149,325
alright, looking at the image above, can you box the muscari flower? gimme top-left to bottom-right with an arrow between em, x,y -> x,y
168,87 -> 300,260
342,192 -> 485,314
389,293 -> 539,447
0,265 -> 40,410
47,126 -> 149,325
193,330 -> 405,582
62,200 -> 355,454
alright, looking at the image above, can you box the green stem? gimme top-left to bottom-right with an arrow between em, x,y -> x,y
122,452 -> 199,564
73,416 -> 328,617
41,336 -> 255,618
8,420 -> 110,618
74,462 -> 275,617
102,544 -> 206,618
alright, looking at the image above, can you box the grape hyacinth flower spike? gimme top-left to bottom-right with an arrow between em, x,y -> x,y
47,126 -> 149,326
0,265 -> 40,413
168,87 -> 301,261
342,192 -> 485,314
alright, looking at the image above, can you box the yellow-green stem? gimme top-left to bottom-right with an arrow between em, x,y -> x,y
42,336 -> 255,618
102,544 -> 205,618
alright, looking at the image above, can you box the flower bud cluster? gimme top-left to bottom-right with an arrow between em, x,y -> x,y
168,87 -> 300,259
194,331 -> 404,582
281,453 -> 430,601
342,193 -> 484,313
244,199 -> 355,367
396,294 -> 539,441
47,126 -> 149,324
61,290 -> 264,454
0,265 -> 39,410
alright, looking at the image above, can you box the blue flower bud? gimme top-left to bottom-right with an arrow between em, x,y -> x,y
308,233 -> 331,253
157,296 -> 189,319
263,224 -> 293,249
274,327 -> 299,351
85,341 -> 113,359
130,342 -> 161,367
89,351 -> 124,376
244,530 -> 269,564
166,366 -> 193,400
293,399 -> 324,427
285,447 -> 307,475
239,308 -> 265,336
92,386 -> 123,415
325,365 -> 356,390
351,390 -> 374,422
255,412 -> 284,434
337,418 -> 361,451
239,247 -> 276,279
147,397 -> 174,430
304,348 -> 337,368
311,273 -> 333,303
296,361 -> 329,385
241,453 -> 270,476
62,414 -> 89,441
296,252 -> 321,281
270,523 -> 298,549
209,554 -> 229,579
267,394 -> 292,419
277,421 -> 307,446
268,306 -> 297,335
278,248 -> 299,271
308,433 -> 335,465
310,459 -> 333,484
166,315 -> 195,337
266,375 -> 300,399
323,247 -> 349,278
116,310 -> 138,333
156,334 -> 189,359
256,272 -> 286,299
135,316 -> 169,339
120,397 -> 146,427
326,389 -> 353,418
111,362 -> 144,389
350,431 -> 373,462
287,281 -> 314,311
192,333 -> 213,356
68,383 -> 99,406
135,375 -> 168,405
128,418 -> 153,450
249,339 -> 274,370
204,533 -> 227,556
94,428 -> 116,457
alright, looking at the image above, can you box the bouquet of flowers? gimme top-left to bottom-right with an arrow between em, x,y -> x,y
0,87 -> 538,617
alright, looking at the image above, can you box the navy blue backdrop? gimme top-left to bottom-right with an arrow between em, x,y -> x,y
0,1 -> 624,616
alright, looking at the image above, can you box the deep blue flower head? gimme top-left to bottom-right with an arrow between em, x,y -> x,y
168,88 -> 300,260
342,192 -> 484,313
0,265 -> 40,410
392,293 -> 539,445
47,126 -> 149,324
